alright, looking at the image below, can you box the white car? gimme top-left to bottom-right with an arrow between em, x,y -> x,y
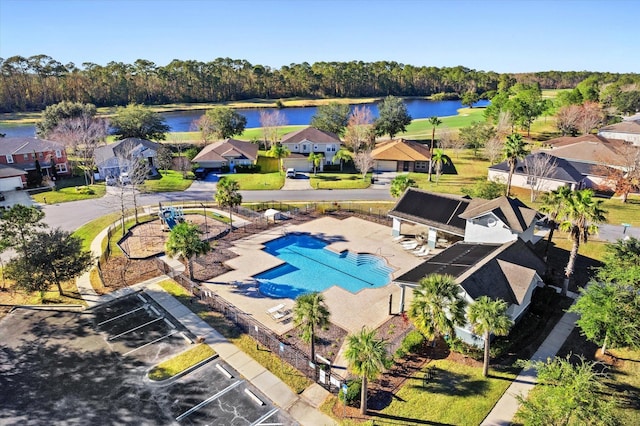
105,176 -> 116,186
119,173 -> 131,185
286,168 -> 296,178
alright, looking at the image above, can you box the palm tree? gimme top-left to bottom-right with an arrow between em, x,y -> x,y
266,143 -> 290,174
408,274 -> 467,341
389,174 -> 416,197
308,152 -> 324,175
332,148 -> 353,171
502,133 -> 529,196
558,189 -> 607,296
344,327 -> 389,415
165,221 -> 210,281
539,186 -> 572,259
293,292 -> 330,377
427,116 -> 442,182
467,296 -> 512,377
214,177 -> 242,232
431,148 -> 449,185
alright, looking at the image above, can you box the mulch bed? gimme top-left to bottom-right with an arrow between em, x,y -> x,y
283,322 -> 348,365
98,257 -> 160,292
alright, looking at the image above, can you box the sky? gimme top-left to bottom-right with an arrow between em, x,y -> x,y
1,0 -> 639,74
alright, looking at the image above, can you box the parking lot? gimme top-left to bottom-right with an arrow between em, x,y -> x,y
0,292 -> 294,425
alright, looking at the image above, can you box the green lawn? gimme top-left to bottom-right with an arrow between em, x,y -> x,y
222,172 -> 283,190
310,172 -> 371,189
71,212 -> 121,252
239,125 -> 306,142
377,360 -> 516,425
31,181 -> 106,204
143,170 -> 194,192
158,279 -> 311,393
401,107 -> 487,140
148,343 -> 216,381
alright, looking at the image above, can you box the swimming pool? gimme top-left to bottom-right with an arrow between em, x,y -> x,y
254,234 -> 393,299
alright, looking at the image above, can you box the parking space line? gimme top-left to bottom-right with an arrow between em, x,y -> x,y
175,380 -> 241,421
163,318 -> 176,329
108,317 -> 164,341
251,407 -> 280,426
122,330 -> 179,356
149,306 -> 161,316
137,293 -> 147,303
98,305 -> 146,326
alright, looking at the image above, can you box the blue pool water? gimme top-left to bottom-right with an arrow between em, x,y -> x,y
254,234 -> 393,299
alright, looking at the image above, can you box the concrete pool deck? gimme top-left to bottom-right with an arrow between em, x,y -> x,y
200,216 -> 426,337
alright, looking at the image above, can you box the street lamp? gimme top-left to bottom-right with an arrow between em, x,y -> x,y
200,203 -> 208,236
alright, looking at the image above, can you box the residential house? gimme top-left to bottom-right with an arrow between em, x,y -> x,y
488,134 -> 635,192
94,138 -> 160,179
280,127 -> 341,172
191,138 -> 258,173
394,239 -> 546,346
0,137 -> 70,187
0,164 -> 28,191
388,188 -> 540,248
370,139 -> 434,173
598,120 -> 640,146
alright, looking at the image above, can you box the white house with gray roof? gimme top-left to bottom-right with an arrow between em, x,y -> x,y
94,138 -> 159,179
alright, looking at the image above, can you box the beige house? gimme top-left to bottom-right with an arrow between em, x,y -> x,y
371,139 -> 432,172
191,138 -> 258,173
280,127 -> 341,172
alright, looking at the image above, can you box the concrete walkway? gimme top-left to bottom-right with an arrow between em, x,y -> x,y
481,293 -> 580,426
75,211 -> 335,426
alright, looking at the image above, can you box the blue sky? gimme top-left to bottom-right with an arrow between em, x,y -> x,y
1,0 -> 638,73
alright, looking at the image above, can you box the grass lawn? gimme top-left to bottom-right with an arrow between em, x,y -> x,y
71,212 -> 125,252
143,170 -> 194,192
607,348 -> 640,425
148,343 -> 216,381
240,125 -> 306,142
31,176 -> 106,204
158,279 -> 311,393
322,360 -> 516,425
374,360 -> 516,426
0,277 -> 86,319
406,150 -> 492,195
222,172 -> 283,190
310,172 -> 371,189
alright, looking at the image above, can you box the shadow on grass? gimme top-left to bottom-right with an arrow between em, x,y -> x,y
406,367 -> 489,397
367,411 -> 455,426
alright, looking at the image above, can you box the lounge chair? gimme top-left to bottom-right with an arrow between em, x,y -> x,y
392,235 -> 407,243
266,303 -> 286,315
413,246 -> 429,256
403,242 -> 419,250
416,247 -> 431,257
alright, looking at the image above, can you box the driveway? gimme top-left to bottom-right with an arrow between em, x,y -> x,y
281,172 -> 312,190
0,189 -> 34,208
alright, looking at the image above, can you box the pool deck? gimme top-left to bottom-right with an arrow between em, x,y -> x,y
200,216 -> 426,337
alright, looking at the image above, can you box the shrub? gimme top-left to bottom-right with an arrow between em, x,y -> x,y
338,379 -> 362,407
448,337 -> 483,360
322,164 -> 341,172
432,92 -> 460,101
235,164 -> 261,173
401,330 -> 426,354
461,179 -> 506,200
75,186 -> 95,195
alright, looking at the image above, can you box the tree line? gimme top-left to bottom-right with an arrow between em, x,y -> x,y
2,54 -> 639,112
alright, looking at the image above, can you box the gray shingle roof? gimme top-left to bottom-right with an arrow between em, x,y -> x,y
94,138 -> 160,167
0,137 -> 65,156
191,138 -> 258,163
459,196 -> 539,233
0,164 -> 27,178
281,127 -> 341,144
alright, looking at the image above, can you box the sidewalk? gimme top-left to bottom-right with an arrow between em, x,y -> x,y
76,215 -> 335,425
481,295 -> 580,426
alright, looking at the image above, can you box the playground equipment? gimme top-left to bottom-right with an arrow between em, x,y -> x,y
158,203 -> 184,231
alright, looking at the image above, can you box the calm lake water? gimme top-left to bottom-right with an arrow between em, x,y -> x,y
1,98 -> 489,137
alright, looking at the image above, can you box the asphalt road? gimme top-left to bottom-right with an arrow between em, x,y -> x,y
42,188 -> 394,232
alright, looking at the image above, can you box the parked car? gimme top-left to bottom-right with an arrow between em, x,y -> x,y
105,176 -> 116,186
286,168 -> 296,178
119,173 -> 131,185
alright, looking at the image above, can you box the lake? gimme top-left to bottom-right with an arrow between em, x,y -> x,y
0,98 -> 489,137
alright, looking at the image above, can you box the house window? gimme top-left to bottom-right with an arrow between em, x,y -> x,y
302,144 -> 308,152
23,153 -> 29,160
55,149 -> 62,158
38,152 -> 43,158
55,163 -> 68,174
526,176 -> 537,186
326,144 -> 336,152
293,144 -> 299,151
6,155 -> 13,164
415,161 -> 427,170
314,144 -> 319,151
